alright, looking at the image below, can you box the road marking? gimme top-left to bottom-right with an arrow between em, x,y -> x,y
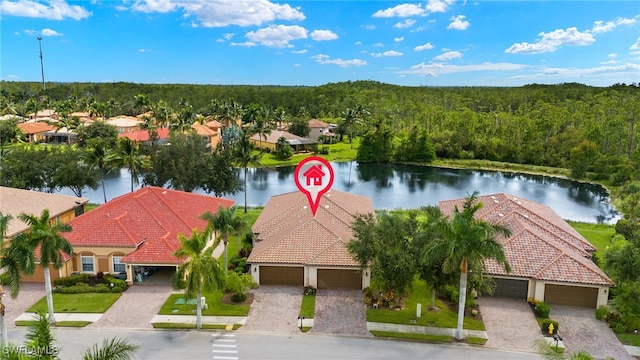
212,350 -> 238,354
212,356 -> 238,360
212,344 -> 236,348
213,333 -> 236,337
215,339 -> 236,342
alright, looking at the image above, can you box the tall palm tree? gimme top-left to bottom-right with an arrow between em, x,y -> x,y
422,191 -> 511,340
251,118 -> 271,150
81,141 -> 115,203
114,138 -> 150,192
172,228 -> 224,330
15,209 -> 74,324
232,134 -> 262,213
0,212 -> 12,347
200,205 -> 245,272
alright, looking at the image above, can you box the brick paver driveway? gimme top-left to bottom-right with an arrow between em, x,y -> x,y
240,286 -> 302,334
477,297 -> 542,353
3,283 -> 45,326
552,305 -> 634,360
310,289 -> 371,337
86,284 -> 173,330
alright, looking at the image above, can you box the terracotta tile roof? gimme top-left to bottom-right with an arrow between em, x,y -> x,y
248,190 -> 374,266
17,122 -> 56,135
205,120 -> 223,129
0,187 -> 88,238
106,116 -> 141,127
119,128 -> 170,142
192,123 -> 218,136
439,193 -> 613,286
308,119 -> 330,128
249,130 -> 316,145
64,187 -> 234,265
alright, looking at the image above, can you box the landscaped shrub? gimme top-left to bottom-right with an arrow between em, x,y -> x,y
535,302 -> 551,318
541,319 -> 559,335
595,305 -> 609,321
230,293 -> 246,303
53,273 -> 89,287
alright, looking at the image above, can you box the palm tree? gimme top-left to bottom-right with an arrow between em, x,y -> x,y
81,141 -> 115,203
200,206 -> 246,272
0,212 -> 12,347
232,134 -> 262,213
422,191 -> 511,340
134,93 -> 151,115
114,138 -> 150,192
14,209 -> 74,324
251,118 -> 271,150
172,228 -> 225,330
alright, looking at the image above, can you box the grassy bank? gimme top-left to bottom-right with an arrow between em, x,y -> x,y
567,221 -> 615,264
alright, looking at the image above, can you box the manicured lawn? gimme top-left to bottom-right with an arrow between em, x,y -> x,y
617,333 -> 640,346
567,221 -> 615,264
370,331 -> 453,342
159,290 -> 250,317
366,279 -> 485,331
27,293 -> 121,313
257,138 -> 359,167
300,294 -> 315,318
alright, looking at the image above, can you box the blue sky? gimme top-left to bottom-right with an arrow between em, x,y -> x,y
1,0 -> 639,87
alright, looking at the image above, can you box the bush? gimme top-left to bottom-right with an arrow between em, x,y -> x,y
535,302 -> 551,318
541,319 -> 559,335
54,273 -> 89,287
595,305 -> 609,321
230,293 -> 246,303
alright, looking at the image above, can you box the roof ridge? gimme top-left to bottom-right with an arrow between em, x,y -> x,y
133,190 -> 172,239
307,238 -> 347,264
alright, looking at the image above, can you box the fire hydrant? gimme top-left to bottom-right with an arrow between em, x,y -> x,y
548,323 -> 555,335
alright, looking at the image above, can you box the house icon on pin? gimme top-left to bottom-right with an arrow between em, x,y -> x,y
303,164 -> 325,186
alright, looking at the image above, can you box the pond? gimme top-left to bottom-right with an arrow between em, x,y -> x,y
57,161 -> 620,224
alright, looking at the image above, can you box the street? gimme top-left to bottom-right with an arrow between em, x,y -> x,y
7,328 -> 542,360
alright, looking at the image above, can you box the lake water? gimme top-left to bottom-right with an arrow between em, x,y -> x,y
57,161 -> 621,224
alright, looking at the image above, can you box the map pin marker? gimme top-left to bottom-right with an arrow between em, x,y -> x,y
294,156 -> 334,217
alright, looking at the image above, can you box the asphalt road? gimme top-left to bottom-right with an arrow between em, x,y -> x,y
7,328 -> 542,360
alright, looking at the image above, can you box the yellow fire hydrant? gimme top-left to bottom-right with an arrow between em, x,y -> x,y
548,323 -> 555,335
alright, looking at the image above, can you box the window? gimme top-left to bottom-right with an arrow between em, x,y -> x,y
81,256 -> 94,272
112,256 -> 125,273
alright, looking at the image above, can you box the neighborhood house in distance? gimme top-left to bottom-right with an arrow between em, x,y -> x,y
0,186 -> 611,308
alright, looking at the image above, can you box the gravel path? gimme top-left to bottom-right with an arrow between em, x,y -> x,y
86,284 -> 173,330
477,297 -> 541,353
310,289 -> 371,337
239,286 -> 302,334
552,305 -> 634,360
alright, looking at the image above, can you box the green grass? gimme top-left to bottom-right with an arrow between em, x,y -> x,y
152,323 -> 242,330
27,293 -> 121,313
159,290 -> 250,317
220,206 -> 263,266
15,320 -> 92,327
617,333 -> 640,346
366,279 -> 485,331
257,138 -> 360,167
433,159 -> 571,177
567,221 -> 615,264
370,331 -> 453,342
300,293 -> 316,319
300,326 -> 312,332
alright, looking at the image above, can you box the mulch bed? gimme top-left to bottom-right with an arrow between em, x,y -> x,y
221,292 -> 255,306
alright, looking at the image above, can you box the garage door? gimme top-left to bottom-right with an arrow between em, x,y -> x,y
545,284 -> 598,308
490,278 -> 528,299
22,264 -> 61,283
259,266 -> 304,286
317,269 -> 362,289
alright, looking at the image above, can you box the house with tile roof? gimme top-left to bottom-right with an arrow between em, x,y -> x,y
439,193 -> 613,308
119,128 -> 171,144
247,190 -> 375,290
17,121 -> 57,142
249,130 -> 317,152
0,187 -> 88,283
308,119 -> 336,142
105,116 -> 142,134
63,186 -> 234,285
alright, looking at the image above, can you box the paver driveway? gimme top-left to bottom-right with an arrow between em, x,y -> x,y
552,305 -> 634,360
477,297 -> 542,353
86,284 -> 173,330
310,289 -> 371,337
3,283 -> 45,326
240,286 -> 302,334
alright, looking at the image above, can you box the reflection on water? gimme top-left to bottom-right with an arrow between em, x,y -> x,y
56,162 -> 620,224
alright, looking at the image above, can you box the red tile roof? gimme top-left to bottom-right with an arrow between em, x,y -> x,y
17,122 -> 56,135
439,193 -> 613,286
248,190 -> 375,267
308,119 -> 330,128
119,128 -> 170,142
65,187 -> 234,264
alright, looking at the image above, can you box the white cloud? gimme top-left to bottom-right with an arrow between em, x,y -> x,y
505,27 -> 595,54
373,42 -> 384,47
24,29 -> 37,36
600,60 -> 617,65
447,15 -> 469,30
138,48 -> 151,52
591,16 -> 637,34
41,28 -> 62,36
311,54 -> 367,67
355,41 -> 362,45
246,24 -> 307,47
310,30 -> 338,41
631,37 -> 640,50
362,24 -> 376,31
230,41 -> 257,47
394,19 -> 416,29
6,74 -> 19,79
394,37 -> 404,42
414,42 -> 434,51
435,50 -> 462,61
399,61 -> 528,77
608,53 -> 617,58
372,50 -> 403,57
0,0 -> 91,20
292,49 -> 307,54
512,63 -> 640,83
114,5 -> 127,11
372,3 -> 425,18
131,0 -> 305,27
426,0 -> 455,13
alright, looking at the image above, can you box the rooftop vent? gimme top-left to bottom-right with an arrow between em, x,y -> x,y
498,213 -> 504,217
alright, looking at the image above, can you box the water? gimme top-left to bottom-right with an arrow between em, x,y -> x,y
56,162 -> 620,224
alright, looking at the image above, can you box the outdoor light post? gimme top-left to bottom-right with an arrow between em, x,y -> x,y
37,36 -> 46,91
297,315 -> 304,331
553,334 -> 563,350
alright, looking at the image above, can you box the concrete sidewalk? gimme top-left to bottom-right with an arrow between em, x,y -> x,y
15,312 -> 103,323
367,321 -> 488,339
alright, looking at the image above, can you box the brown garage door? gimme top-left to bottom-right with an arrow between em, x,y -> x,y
317,269 -> 362,289
22,264 -> 61,283
544,284 -> 598,308
259,266 -> 304,286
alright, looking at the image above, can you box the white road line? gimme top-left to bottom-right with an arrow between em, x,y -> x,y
212,334 -> 236,337
214,339 -> 236,342
212,350 -> 238,354
212,344 -> 237,348
212,356 -> 238,360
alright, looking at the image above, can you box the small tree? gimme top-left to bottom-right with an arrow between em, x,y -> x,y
274,136 -> 293,160
224,272 -> 256,303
